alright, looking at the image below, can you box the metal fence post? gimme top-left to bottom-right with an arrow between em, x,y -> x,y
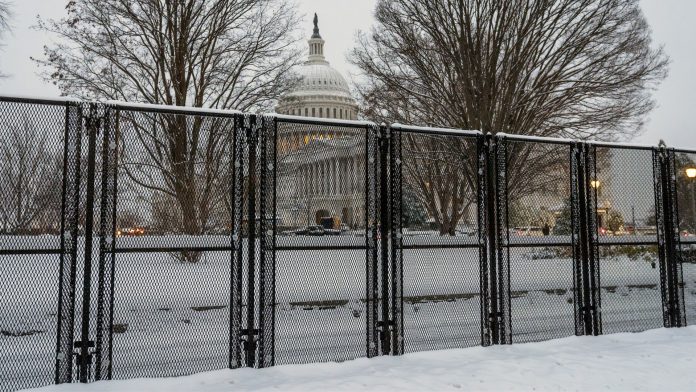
257,115 -> 277,368
570,143 -> 585,335
94,107 -> 118,381
494,135 -> 511,345
482,134 -> 511,345
75,103 -> 105,383
388,125 -> 404,355
477,134 -> 491,346
571,142 -> 602,336
584,144 -> 602,335
666,149 -> 687,327
243,114 -> 258,367
229,114 -> 245,369
55,103 -> 83,384
366,124 -> 380,358
378,125 -> 391,355
654,147 -> 686,327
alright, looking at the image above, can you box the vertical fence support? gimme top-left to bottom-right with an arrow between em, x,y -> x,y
570,143 -> 584,335
94,107 -> 118,380
572,143 -> 602,336
481,134 -> 511,345
366,124 -> 380,358
229,114 -> 246,369
477,135 -> 491,346
76,103 -> 104,383
55,103 -> 83,384
494,135 -> 511,344
258,115 -> 277,368
242,114 -> 258,367
388,125 -> 404,355
654,146 -> 686,327
377,125 -> 392,355
584,144 -> 602,334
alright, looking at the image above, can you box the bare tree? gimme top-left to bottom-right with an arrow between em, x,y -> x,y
0,1 -> 9,37
353,0 -> 668,234
36,0 -> 301,261
402,133 -> 476,235
0,117 -> 62,234
0,1 -> 11,78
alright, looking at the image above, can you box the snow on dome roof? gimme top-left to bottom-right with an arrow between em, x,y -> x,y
279,14 -> 356,102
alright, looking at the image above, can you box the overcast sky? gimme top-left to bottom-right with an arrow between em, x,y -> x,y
0,0 -> 693,147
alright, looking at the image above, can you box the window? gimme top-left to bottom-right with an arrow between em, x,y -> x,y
319,107 -> 323,117
312,108 -> 315,117
333,108 -> 337,118
305,108 -> 308,116
340,108 -> 343,119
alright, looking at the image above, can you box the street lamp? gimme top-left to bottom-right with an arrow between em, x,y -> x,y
686,168 -> 696,234
590,180 -> 601,189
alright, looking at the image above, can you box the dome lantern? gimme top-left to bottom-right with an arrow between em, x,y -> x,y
307,13 -> 326,63
275,13 -> 359,120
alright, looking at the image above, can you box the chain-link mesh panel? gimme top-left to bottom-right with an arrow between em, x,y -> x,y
672,151 -> 696,324
258,115 -> 276,368
681,243 -> 696,325
107,108 -> 240,379
272,118 -> 372,364
598,245 -> 662,333
595,147 -> 662,333
395,130 -> 481,352
504,140 -> 576,343
0,99 -> 78,391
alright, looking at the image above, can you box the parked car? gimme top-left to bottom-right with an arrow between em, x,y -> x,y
456,226 -> 477,236
512,226 -> 544,236
294,225 -> 326,236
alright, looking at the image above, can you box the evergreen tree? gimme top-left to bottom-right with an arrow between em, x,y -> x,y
554,198 -> 573,235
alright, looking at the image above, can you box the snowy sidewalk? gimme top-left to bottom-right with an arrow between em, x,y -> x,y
24,327 -> 696,392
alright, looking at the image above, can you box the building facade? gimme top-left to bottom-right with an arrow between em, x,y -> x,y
275,15 -> 365,229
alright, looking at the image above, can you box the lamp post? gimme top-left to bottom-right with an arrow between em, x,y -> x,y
686,168 -> 696,233
590,180 -> 602,229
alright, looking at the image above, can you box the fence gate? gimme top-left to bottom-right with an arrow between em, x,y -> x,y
83,107 -> 252,381
264,116 -> 379,365
388,125 -> 484,353
0,98 -> 84,391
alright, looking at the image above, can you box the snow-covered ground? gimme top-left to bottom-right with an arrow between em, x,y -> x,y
3,239 -> 696,391
20,326 -> 696,392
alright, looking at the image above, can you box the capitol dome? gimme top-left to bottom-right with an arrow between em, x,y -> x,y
276,14 -> 359,120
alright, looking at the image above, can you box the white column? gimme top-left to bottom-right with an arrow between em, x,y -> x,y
333,158 -> 339,194
338,159 -> 343,194
351,158 -> 356,194
325,160 -> 330,196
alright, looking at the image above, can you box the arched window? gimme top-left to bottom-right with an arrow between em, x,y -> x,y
312,108 -> 315,117
333,108 -> 337,118
319,107 -> 323,117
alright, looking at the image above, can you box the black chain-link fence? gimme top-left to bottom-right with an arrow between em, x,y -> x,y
1,96 -> 694,391
391,126 -> 483,353
502,139 -> 576,344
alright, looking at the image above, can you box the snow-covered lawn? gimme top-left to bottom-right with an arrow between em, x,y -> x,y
21,326 -> 696,392
3,238 -> 696,390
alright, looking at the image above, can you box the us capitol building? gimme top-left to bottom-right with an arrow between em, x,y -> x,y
274,15 -> 366,230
